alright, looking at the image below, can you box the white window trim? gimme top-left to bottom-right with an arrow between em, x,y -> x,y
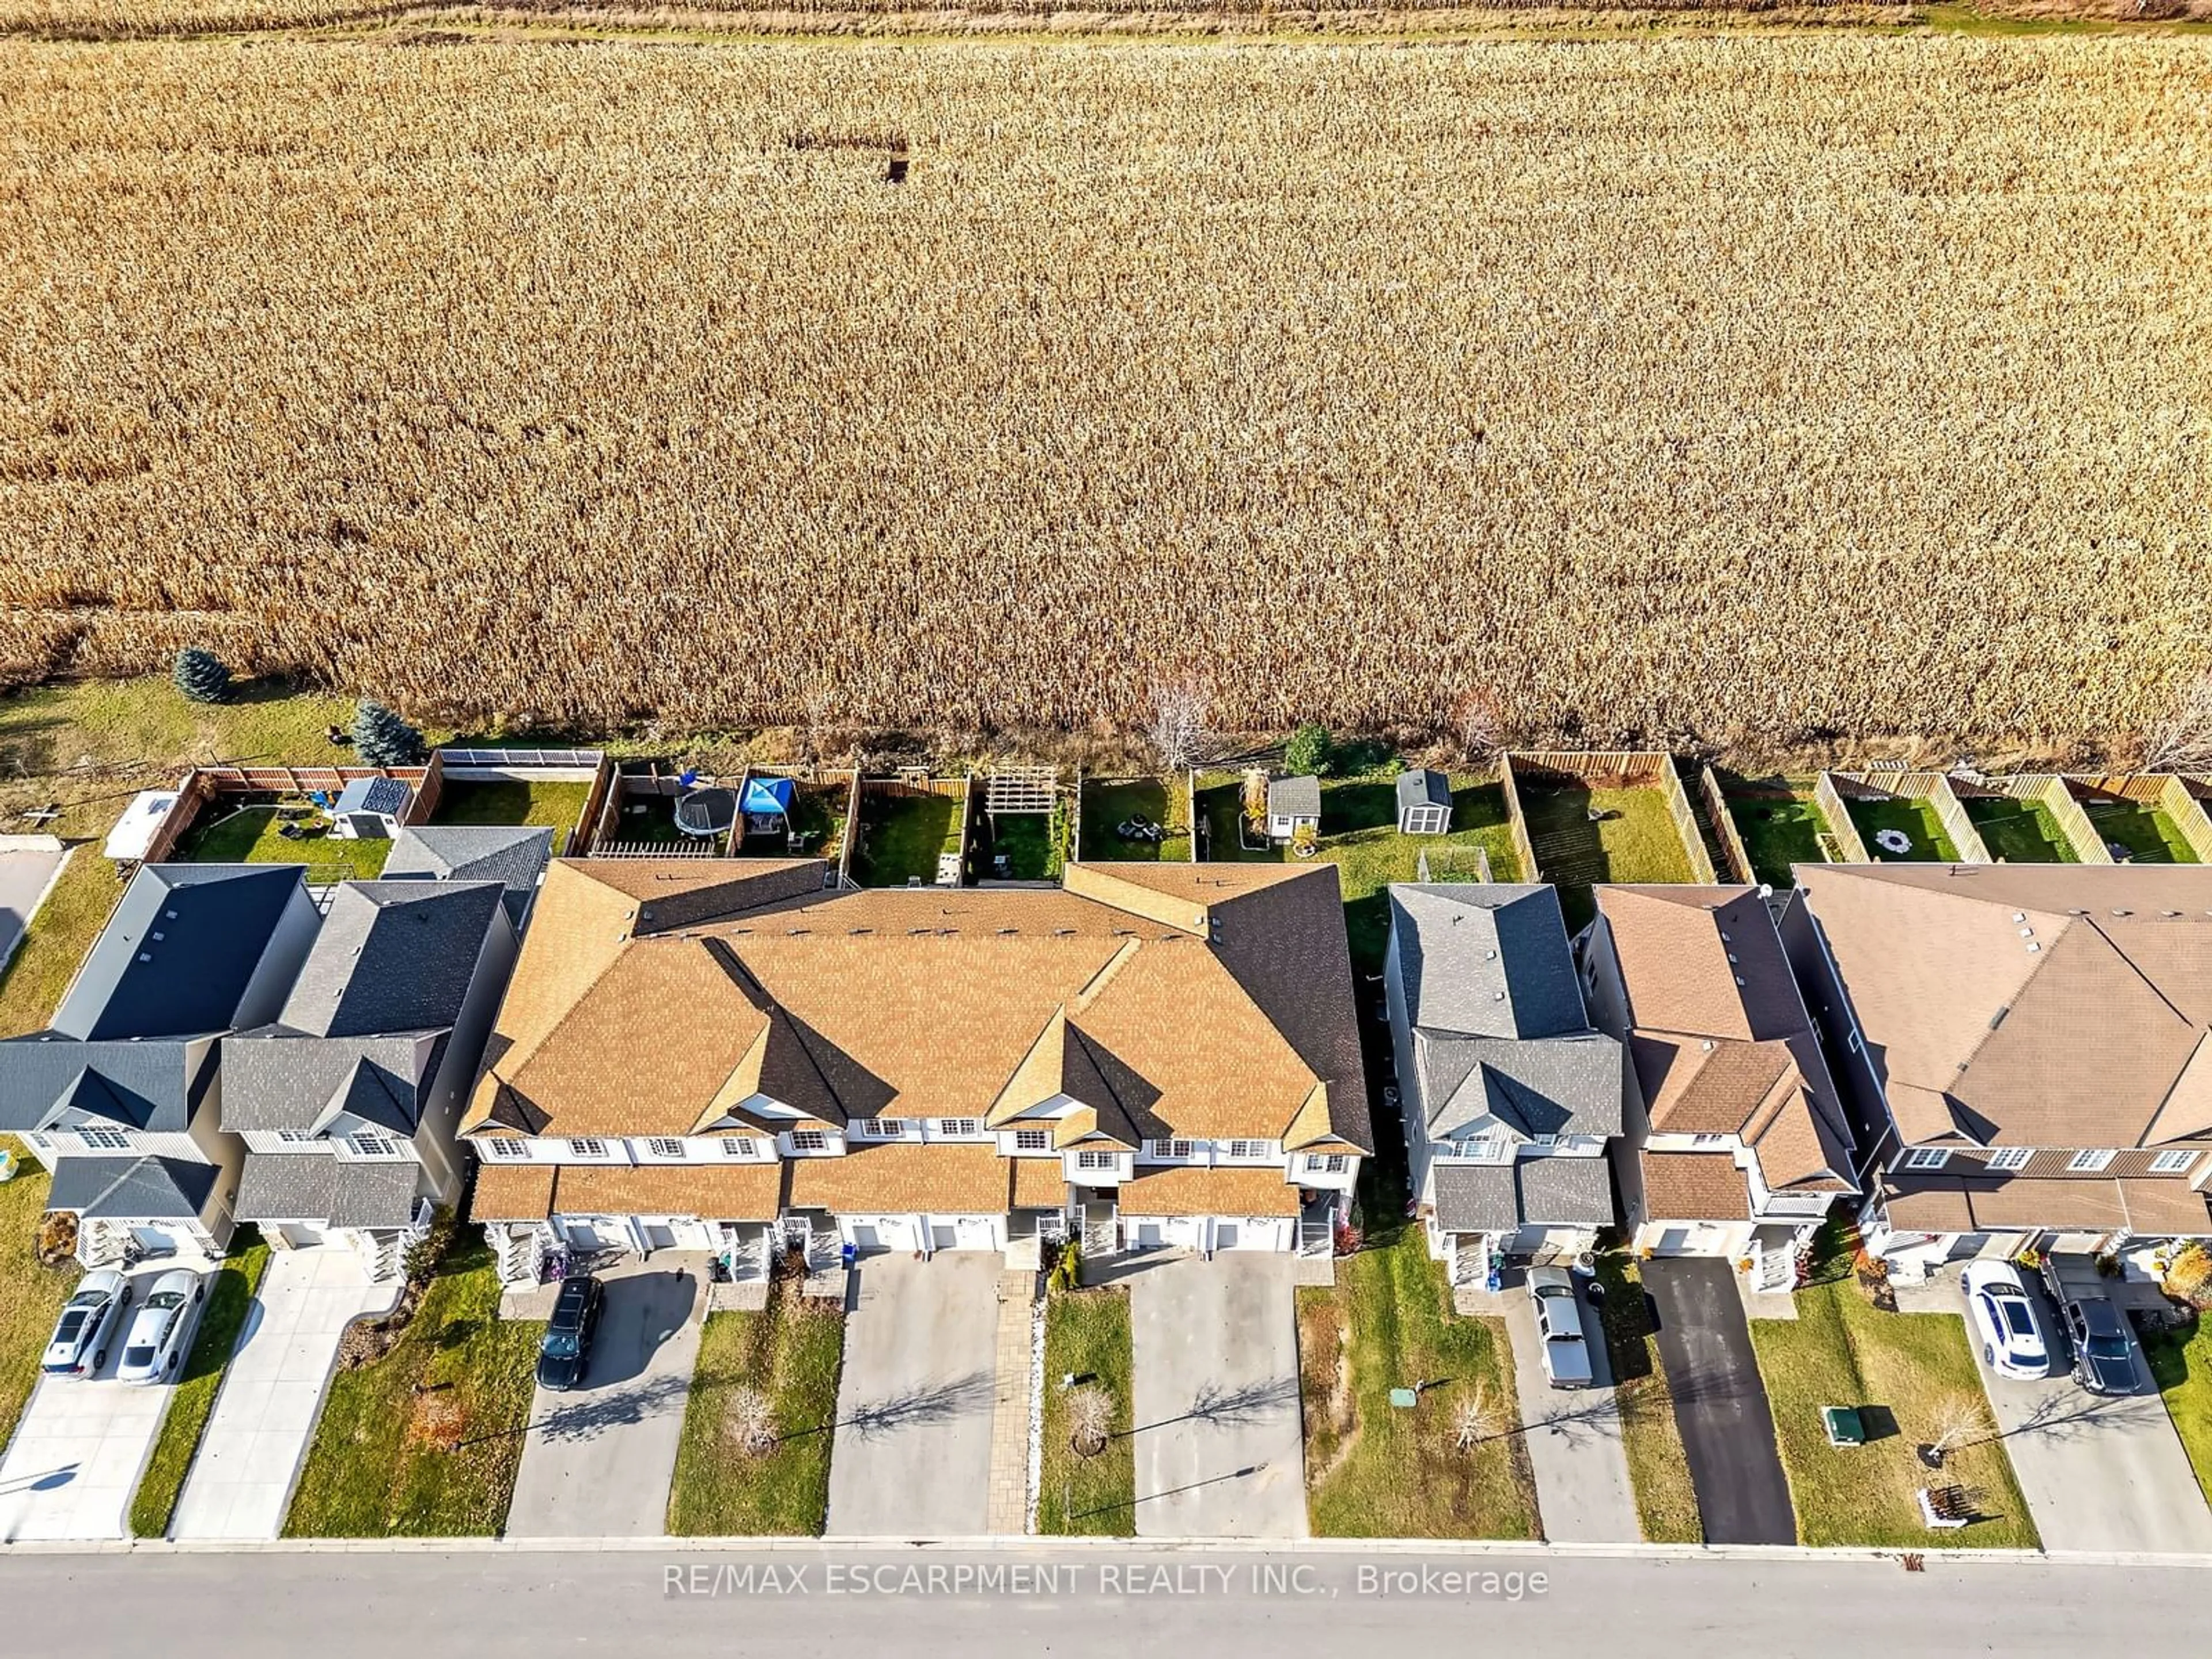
718,1137 -> 762,1160
1147,1138 -> 1196,1162
642,1137 -> 688,1162
566,1137 -> 612,1161
1014,1129 -> 1052,1153
788,1129 -> 830,1154
854,1118 -> 911,1141
2067,1149 -> 2116,1173
76,1126 -> 132,1152
2149,1149 -> 2198,1175
1985,1146 -> 2032,1172
1304,1153 -> 1348,1175
1075,1149 -> 1118,1171
479,1137 -> 530,1161
931,1118 -> 985,1141
1902,1147 -> 1951,1172
343,1132 -> 405,1161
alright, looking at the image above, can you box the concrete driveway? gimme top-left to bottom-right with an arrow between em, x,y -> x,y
1642,1256 -> 1794,1545
1937,1270 -> 2212,1554
0,844 -> 67,972
1502,1273 -> 1639,1543
0,1262 -> 200,1541
1128,1253 -> 1306,1539
171,1245 -> 397,1540
506,1262 -> 704,1539
825,1253 -> 999,1537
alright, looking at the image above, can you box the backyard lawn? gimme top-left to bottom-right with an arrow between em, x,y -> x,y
666,1289 -> 846,1536
733,780 -> 849,862
1726,793 -> 1834,888
130,1232 -> 271,1539
176,804 -> 391,881
284,1244 -> 542,1537
2143,1313 -> 2212,1509
1081,778 -> 1190,863
0,1138 -> 80,1448
1518,784 -> 1694,931
981,810 -> 1060,881
1590,1250 -> 1702,1543
2082,799 -> 2199,864
1298,1221 -> 1537,1539
850,790 -> 963,887
1748,1277 -> 2037,1548
430,778 -> 594,853
1846,794 -> 1960,862
1037,1286 -> 1134,1535
1962,797 -> 2076,863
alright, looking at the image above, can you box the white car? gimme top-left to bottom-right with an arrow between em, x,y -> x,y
116,1269 -> 203,1385
1961,1260 -> 2056,1380
1528,1266 -> 1594,1389
42,1268 -> 128,1378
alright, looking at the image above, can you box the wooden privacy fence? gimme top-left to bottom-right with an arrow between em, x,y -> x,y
1502,751 -> 1717,886
1950,774 -> 2111,865
2065,774 -> 2212,865
1698,765 -> 1757,885
1496,754 -> 1539,887
142,759 -> 438,864
1825,771 -> 1991,863
1813,772 -> 1872,863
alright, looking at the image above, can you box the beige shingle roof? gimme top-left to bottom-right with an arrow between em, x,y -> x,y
787,1143 -> 1009,1214
1119,1165 -> 1301,1218
1639,1151 -> 1752,1222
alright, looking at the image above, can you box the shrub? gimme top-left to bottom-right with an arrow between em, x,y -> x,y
1048,1237 -> 1083,1294
353,699 -> 426,767
1285,723 -> 1332,778
173,647 -> 233,704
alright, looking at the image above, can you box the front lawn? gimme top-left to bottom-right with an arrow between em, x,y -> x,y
1298,1224 -> 1537,1539
0,1138 -> 79,1447
283,1245 -> 542,1537
2142,1312 -> 2212,1509
1518,783 -> 1694,931
1846,794 -> 1959,862
130,1232 -> 270,1539
430,779 -> 594,853
1963,797 -> 2076,863
2082,800 -> 2198,865
1081,778 -> 1190,863
1728,793 -> 1832,888
0,849 -> 116,1037
1748,1277 -> 2037,1548
850,790 -> 963,887
1038,1286 -> 1134,1535
1590,1249 -> 1702,1542
667,1289 -> 845,1536
176,804 -> 390,881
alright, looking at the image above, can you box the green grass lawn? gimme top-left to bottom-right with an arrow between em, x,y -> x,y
1518,784 -> 1695,933
982,812 -> 1056,881
0,847 -> 119,1037
1039,1286 -> 1134,1535
1749,1278 -> 2037,1548
0,1138 -> 81,1448
430,779 -> 594,853
284,1245 -> 542,1537
0,676 -> 376,784
1963,797 -> 2077,863
1194,777 -> 1276,863
667,1290 -> 846,1536
851,790 -> 963,887
1846,795 -> 1960,862
1298,1222 -> 1537,1539
2142,1313 -> 2212,1510
1728,794 -> 1832,888
176,804 -> 391,881
2084,800 -> 2199,864
130,1232 -> 271,1539
1082,778 -> 1190,863
1590,1250 -> 1702,1542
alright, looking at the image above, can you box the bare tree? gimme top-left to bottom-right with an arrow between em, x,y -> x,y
1452,685 -> 1505,764
1922,1392 -> 1993,1465
1452,1385 -> 1503,1453
724,1385 -> 778,1457
2143,670 -> 2212,774
1069,1384 -> 1114,1456
1145,680 -> 1211,774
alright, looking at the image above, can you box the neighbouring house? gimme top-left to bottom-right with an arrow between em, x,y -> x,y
1396,770 -> 1453,837
329,775 -> 412,840
463,857 -> 1368,1286
1267,776 -> 1322,843
1384,884 -> 1624,1289
1790,863 -> 2212,1283
222,878 -> 522,1279
381,823 -> 556,931
0,865 -> 320,1264
1579,884 -> 1858,1290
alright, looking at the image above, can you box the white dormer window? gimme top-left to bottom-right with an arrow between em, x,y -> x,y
1014,1129 -> 1051,1152
75,1126 -> 132,1152
790,1130 -> 827,1153
1076,1149 -> 1118,1171
1985,1146 -> 2032,1172
347,1132 -> 403,1160
1223,1139 -> 1273,1161
933,1118 -> 983,1140
719,1137 -> 760,1159
275,1128 -> 315,1145
1690,1132 -> 1730,1149
2150,1150 -> 2198,1175
1305,1153 -> 1348,1175
566,1138 -> 609,1160
1149,1139 -> 1195,1161
2067,1149 -> 2116,1173
645,1138 -> 686,1161
855,1119 -> 910,1141
479,1138 -> 528,1161
1902,1147 -> 1950,1171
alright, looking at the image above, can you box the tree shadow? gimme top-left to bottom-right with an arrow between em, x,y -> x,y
1128,1373 -> 1302,1437
836,1370 -> 995,1442
528,1372 -> 695,1446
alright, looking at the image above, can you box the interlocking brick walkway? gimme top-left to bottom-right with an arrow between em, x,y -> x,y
985,1269 -> 1038,1533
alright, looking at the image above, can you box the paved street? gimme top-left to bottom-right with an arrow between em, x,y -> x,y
825,1253 -> 998,1537
1501,1277 -> 1638,1543
1641,1257 -> 1794,1544
506,1263 -> 704,1539
1129,1254 -> 1306,1539
172,1247 -> 397,1541
1,1548 -> 2204,1659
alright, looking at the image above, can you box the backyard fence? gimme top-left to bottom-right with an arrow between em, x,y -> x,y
1825,771 -> 1991,863
2065,774 -> 2212,865
1501,751 -> 1715,887
1950,774 -> 2112,865
1813,772 -> 1873,863
139,757 -> 438,865
1696,765 -> 1757,885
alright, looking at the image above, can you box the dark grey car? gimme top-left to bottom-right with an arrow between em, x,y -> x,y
2059,1293 -> 2142,1396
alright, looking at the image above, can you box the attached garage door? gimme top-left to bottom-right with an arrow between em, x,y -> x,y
562,1217 -> 618,1251
849,1216 -> 921,1254
1130,1216 -> 1204,1252
1216,1218 -> 1287,1251
952,1215 -> 997,1251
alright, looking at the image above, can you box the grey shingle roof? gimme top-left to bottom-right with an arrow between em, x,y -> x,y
1415,1030 -> 1624,1140
1268,776 -> 1321,819
1396,769 -> 1451,812
235,1153 -> 422,1228
55,863 -> 306,1041
46,1154 -> 215,1221
1389,884 -> 1587,1040
382,825 -> 552,929
222,1033 -> 438,1136
1431,1156 -> 1615,1232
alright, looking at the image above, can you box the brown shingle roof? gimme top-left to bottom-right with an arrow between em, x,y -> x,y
1798,864 -> 2212,1150
1010,1157 -> 1066,1209
1881,1170 -> 2212,1236
1639,1151 -> 1752,1222
1119,1165 -> 1301,1217
787,1143 -> 1010,1214
470,1162 -> 556,1222
553,1161 -> 785,1221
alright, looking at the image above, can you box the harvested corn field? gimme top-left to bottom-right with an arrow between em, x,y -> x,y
3,39 -> 2209,745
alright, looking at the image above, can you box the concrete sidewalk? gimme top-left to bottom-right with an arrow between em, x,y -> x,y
171,1247 -> 397,1541
1502,1279 -> 1639,1543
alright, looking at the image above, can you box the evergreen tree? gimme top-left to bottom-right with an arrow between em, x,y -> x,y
1284,722 -> 1333,777
173,647 -> 232,704
352,699 -> 426,767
